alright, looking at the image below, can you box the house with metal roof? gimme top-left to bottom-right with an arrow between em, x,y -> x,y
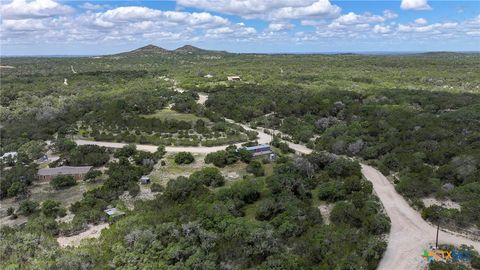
244,144 -> 272,156
37,166 -> 92,181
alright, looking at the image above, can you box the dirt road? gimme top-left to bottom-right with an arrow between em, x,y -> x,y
75,125 -> 479,269
74,82 -> 479,269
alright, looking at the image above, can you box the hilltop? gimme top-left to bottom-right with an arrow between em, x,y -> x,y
110,44 -> 228,57
174,45 -> 227,55
112,44 -> 171,57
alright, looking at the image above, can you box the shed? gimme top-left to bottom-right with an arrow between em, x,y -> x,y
140,175 -> 151,185
104,207 -> 125,218
227,76 -> 241,81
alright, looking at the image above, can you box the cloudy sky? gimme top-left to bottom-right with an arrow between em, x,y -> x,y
1,0 -> 479,55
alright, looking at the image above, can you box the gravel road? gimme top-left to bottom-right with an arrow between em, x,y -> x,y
74,89 -> 479,269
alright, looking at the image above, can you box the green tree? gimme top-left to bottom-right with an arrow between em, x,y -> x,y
174,152 -> 195,165
50,175 -> 76,190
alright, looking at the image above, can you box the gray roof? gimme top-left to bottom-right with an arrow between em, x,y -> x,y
104,208 -> 125,217
38,166 -> 92,176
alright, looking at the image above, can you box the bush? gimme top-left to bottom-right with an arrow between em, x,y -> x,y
17,200 -> 39,216
472,256 -> 480,269
41,200 -> 64,218
50,175 -> 76,190
128,183 -> 140,197
174,152 -> 195,165
67,145 -> 110,166
190,167 -> 225,187
318,181 -> 345,202
156,145 -> 166,159
84,170 -> 102,181
150,183 -> 164,192
247,160 -> 265,176
255,198 -> 285,221
238,148 -> 253,163
7,207 -> 14,216
114,144 -> 137,158
165,176 -> 201,202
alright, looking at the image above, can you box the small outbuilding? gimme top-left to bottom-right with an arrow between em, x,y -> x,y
227,75 -> 241,81
204,74 -> 213,78
140,175 -> 151,185
104,207 -> 125,218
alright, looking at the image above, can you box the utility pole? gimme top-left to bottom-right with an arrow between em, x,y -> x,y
435,223 -> 440,249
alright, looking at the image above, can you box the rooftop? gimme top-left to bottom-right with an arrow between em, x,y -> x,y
244,144 -> 271,151
104,207 -> 125,217
37,166 -> 92,176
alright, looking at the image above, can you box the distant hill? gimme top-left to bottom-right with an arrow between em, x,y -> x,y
174,45 -> 227,55
110,44 -> 228,57
112,44 -> 171,57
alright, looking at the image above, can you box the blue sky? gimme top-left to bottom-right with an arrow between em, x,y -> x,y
0,0 -> 479,55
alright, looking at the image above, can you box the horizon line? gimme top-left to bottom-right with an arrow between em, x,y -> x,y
2,50 -> 480,58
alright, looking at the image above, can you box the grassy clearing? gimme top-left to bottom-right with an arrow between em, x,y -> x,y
141,108 -> 208,122
0,180 -> 103,223
148,153 -> 250,187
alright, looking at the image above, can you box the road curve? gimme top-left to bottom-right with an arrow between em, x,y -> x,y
74,124 -> 479,270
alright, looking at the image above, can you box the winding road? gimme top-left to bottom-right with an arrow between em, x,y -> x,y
75,85 -> 479,269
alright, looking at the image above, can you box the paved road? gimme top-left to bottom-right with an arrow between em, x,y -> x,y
75,90 -> 479,269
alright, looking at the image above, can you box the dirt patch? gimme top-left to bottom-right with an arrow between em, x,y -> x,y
56,212 -> 75,223
0,215 -> 28,227
120,185 -> 159,210
57,223 -> 109,247
317,203 -> 334,225
422,197 -> 461,210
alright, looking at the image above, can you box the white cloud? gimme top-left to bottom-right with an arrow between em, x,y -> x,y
383,10 -> 398,20
80,2 -> 107,10
177,0 -> 340,21
397,22 -> 458,33
267,22 -> 294,32
400,0 -> 431,11
2,18 -> 46,31
206,23 -> 257,38
415,18 -> 428,25
0,0 -> 74,19
334,12 -> 385,25
373,24 -> 391,34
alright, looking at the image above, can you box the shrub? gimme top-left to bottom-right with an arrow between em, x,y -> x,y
128,183 -> 140,197
150,183 -> 164,192
174,152 -> 195,165
238,148 -> 253,163
247,160 -> 265,176
17,200 -> 39,216
84,170 -> 102,181
255,198 -> 285,221
156,145 -> 166,159
41,200 -> 64,218
50,175 -> 76,190
190,167 -> 225,187
114,144 -> 137,158
165,176 -> 201,202
7,207 -> 14,216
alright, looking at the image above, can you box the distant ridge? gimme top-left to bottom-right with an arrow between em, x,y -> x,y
113,44 -> 171,57
110,44 -> 229,57
174,45 -> 227,54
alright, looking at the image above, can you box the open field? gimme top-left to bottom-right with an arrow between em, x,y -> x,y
141,108 -> 209,122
